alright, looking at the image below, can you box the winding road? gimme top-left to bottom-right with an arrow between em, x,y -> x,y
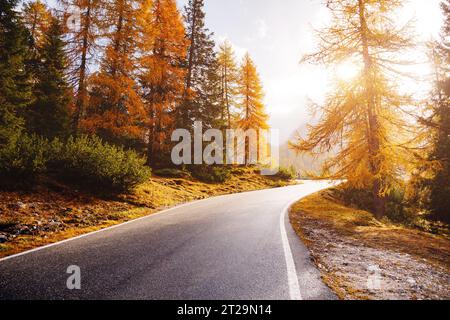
0,181 -> 336,300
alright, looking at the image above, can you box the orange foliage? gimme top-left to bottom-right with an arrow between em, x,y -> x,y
237,53 -> 269,132
82,0 -> 146,141
22,0 -> 52,49
139,0 -> 189,163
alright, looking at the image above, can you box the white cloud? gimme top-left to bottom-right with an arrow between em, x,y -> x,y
256,19 -> 268,39
244,19 -> 269,42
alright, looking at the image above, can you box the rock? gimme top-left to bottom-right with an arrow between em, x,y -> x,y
11,202 -> 27,210
0,235 -> 8,243
45,220 -> 62,231
49,220 -> 62,226
18,226 -> 31,235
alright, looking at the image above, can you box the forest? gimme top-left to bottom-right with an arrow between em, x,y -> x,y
0,0 -> 449,227
0,0 -> 449,301
0,0 -> 270,192
291,0 -> 449,225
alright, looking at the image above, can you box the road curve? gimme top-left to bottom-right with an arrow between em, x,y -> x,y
0,181 -> 336,300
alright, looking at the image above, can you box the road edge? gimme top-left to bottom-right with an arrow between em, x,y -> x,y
280,199 -> 304,300
0,184 -> 303,263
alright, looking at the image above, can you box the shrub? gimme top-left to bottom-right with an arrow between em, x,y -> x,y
337,184 -> 414,223
274,166 -> 297,181
0,134 -> 151,192
338,186 -> 373,212
53,135 -> 151,192
191,165 -> 231,183
153,168 -> 191,179
0,134 -> 50,181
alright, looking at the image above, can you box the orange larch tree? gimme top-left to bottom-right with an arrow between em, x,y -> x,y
62,0 -> 103,131
291,0 -> 419,218
139,0 -> 188,165
82,0 -> 145,147
22,0 -> 52,51
237,53 -> 269,162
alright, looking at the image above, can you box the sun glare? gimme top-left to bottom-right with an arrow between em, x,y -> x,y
336,61 -> 360,81
412,0 -> 445,40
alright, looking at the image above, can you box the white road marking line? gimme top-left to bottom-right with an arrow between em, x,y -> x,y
280,200 -> 303,301
0,200 -> 204,263
0,185 -> 301,263
279,181 -> 337,301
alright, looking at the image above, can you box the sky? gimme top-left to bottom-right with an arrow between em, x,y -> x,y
177,0 -> 446,143
177,0 -> 331,142
45,0 -> 446,143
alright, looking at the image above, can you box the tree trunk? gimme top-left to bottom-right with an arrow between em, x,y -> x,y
358,0 -> 385,218
185,0 -> 198,94
373,179 -> 386,219
72,1 -> 92,132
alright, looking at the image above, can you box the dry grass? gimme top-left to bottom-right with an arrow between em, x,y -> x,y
0,167 -> 291,259
289,190 -> 450,300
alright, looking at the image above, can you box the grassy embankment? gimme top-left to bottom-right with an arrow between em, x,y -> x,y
0,167 -> 292,258
290,188 -> 450,300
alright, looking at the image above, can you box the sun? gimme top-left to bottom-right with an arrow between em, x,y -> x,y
335,61 -> 360,81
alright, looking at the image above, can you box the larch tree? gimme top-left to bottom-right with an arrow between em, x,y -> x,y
139,0 -> 188,166
22,0 -> 52,51
62,0 -> 103,131
180,0 -> 219,129
0,0 -> 32,146
291,0 -> 419,219
28,16 -> 72,139
217,40 -> 238,129
237,53 -> 269,163
83,0 -> 145,147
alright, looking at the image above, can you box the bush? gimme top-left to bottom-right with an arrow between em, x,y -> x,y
0,134 -> 151,192
338,186 -> 373,212
274,166 -> 297,181
0,134 -> 50,181
153,168 -> 191,179
53,135 -> 151,192
191,165 -> 231,183
337,185 -> 413,223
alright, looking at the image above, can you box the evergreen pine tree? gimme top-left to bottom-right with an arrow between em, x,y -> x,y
21,0 -> 52,107
0,0 -> 32,145
217,40 -> 238,129
426,2 -> 450,222
181,0 -> 219,129
28,17 -> 72,139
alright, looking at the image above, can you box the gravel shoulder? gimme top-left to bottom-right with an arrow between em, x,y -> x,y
289,190 -> 450,300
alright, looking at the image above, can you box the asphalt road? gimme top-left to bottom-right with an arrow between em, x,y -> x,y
0,181 -> 336,300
